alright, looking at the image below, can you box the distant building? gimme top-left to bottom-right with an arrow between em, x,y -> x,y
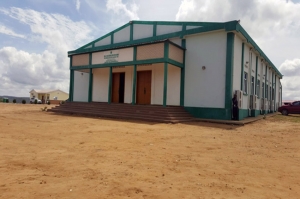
29,89 -> 69,103
67,20 -> 282,120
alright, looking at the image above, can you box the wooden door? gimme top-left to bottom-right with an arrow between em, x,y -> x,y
136,71 -> 152,105
112,73 -> 120,103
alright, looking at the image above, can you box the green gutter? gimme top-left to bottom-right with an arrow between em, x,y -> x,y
180,39 -> 186,106
69,56 -> 73,102
255,56 -> 258,95
132,46 -> 137,105
225,32 -> 235,119
88,68 -> 93,102
163,42 -> 169,107
240,43 -> 244,91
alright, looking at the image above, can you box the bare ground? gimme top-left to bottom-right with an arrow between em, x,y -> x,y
0,103 -> 299,199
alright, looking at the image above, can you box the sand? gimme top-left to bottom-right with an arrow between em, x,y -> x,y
0,103 -> 299,199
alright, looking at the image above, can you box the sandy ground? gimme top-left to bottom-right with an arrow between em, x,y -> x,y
0,103 -> 299,199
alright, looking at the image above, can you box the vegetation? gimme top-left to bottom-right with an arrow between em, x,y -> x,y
47,101 -> 50,105
22,99 -> 26,104
34,99 -> 37,104
13,99 -> 16,103
41,107 -> 47,111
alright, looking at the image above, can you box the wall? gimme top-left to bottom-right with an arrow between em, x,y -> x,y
73,71 -> 89,102
49,90 -> 69,100
92,68 -> 109,102
167,64 -> 180,106
232,34 -> 242,94
184,31 -> 227,108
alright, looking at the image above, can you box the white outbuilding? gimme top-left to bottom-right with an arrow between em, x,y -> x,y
67,20 -> 283,120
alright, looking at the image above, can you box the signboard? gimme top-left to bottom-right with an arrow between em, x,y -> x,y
92,48 -> 133,65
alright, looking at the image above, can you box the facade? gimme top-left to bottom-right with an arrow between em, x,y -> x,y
68,20 -> 283,120
29,89 -> 69,103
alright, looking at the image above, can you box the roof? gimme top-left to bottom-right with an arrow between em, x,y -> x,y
68,20 -> 282,78
29,89 -> 68,94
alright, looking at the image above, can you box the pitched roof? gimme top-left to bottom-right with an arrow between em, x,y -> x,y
29,89 -> 68,94
68,20 -> 282,78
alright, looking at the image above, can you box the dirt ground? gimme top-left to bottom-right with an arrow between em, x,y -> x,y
0,103 -> 299,199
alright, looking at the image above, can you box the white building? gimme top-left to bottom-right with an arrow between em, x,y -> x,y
68,20 -> 283,120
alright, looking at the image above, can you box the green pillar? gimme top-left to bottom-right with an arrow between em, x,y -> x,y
274,75 -> 277,111
255,56 -> 258,95
88,68 -> 93,102
108,67 -> 112,104
132,65 -> 137,105
69,56 -> 73,102
163,42 -> 169,107
180,39 -> 186,106
240,43 -> 245,91
225,32 -> 235,119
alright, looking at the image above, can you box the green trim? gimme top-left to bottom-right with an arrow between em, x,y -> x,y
111,32 -> 114,44
163,42 -> 169,107
108,67 -> 112,104
88,68 -> 93,102
132,46 -> 137,105
255,56 -> 258,95
265,65 -> 267,99
238,109 -> 249,120
180,39 -> 186,106
69,56 -> 73,102
167,59 -> 183,68
132,65 -> 137,105
153,22 -> 157,37
225,32 -> 234,114
251,109 -> 260,117
274,74 -> 276,110
185,107 -> 232,120
240,43 -> 245,91
130,23 -> 133,41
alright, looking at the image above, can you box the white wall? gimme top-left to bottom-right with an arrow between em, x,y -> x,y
157,25 -> 182,36
133,24 -> 153,40
233,35 -> 243,94
184,31 -> 227,108
114,26 -> 130,44
95,35 -> 111,47
73,71 -> 89,102
92,68 -> 109,102
167,64 -> 180,106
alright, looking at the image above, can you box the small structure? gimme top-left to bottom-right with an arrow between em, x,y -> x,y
29,89 -> 69,104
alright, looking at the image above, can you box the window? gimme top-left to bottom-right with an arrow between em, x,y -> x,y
270,86 -> 272,100
251,76 -> 255,95
266,84 -> 268,99
244,72 -> 248,94
257,80 -> 260,98
293,101 -> 300,106
262,82 -> 265,98
272,88 -> 275,100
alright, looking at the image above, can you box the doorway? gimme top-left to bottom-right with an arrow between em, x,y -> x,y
136,71 -> 152,105
111,72 -> 125,103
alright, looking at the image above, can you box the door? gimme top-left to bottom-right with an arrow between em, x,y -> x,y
136,71 -> 152,105
111,72 -> 125,103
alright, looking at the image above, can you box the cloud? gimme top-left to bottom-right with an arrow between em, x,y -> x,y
0,7 -> 96,96
0,25 -> 25,38
106,0 -> 139,21
279,59 -> 300,100
76,0 -> 81,11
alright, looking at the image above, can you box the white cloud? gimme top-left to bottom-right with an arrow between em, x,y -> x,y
279,59 -> 300,100
106,0 -> 139,21
0,24 -> 25,38
0,7 -> 96,97
76,0 -> 81,11
175,0 -> 300,100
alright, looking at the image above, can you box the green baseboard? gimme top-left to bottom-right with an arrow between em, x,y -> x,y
184,107 -> 231,120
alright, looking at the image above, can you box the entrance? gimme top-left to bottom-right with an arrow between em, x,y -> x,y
136,71 -> 152,105
112,72 -> 125,103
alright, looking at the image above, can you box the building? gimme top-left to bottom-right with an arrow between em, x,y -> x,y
29,89 -> 69,103
67,20 -> 283,120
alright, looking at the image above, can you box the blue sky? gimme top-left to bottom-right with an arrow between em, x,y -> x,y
0,0 -> 300,100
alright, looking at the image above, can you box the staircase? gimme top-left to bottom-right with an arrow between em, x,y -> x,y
48,102 -> 195,123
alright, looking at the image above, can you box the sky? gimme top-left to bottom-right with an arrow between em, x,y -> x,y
0,0 -> 299,100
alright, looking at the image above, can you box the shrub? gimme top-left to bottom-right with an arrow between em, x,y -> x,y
6,99 -> 9,103
47,101 -> 50,105
22,99 -> 26,104
13,99 -> 16,103
34,99 -> 37,104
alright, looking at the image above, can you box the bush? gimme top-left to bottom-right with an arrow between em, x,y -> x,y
47,101 -> 50,105
6,99 -> 9,103
13,99 -> 16,103
22,99 -> 26,104
34,99 -> 37,104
